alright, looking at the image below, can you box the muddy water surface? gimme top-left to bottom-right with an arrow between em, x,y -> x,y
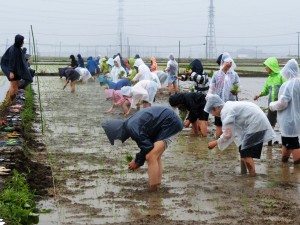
35,77 -> 300,225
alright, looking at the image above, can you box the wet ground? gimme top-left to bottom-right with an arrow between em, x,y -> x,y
7,77 -> 300,224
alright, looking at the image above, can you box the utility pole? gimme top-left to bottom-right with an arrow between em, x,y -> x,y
205,36 -> 208,59
207,0 -> 217,58
297,32 -> 300,59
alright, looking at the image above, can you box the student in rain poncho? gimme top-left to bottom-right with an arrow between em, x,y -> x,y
104,89 -> 132,114
178,59 -> 210,94
150,56 -> 158,72
75,67 -> 92,83
153,70 -> 168,94
99,57 -> 111,86
269,59 -> 300,164
169,92 -> 209,137
132,58 -> 152,82
62,69 -> 81,93
77,54 -> 84,68
110,55 -> 127,83
101,106 -> 183,191
121,79 -> 159,117
254,57 -> 286,146
207,52 -> 240,137
205,94 -> 275,176
86,56 -> 98,76
165,53 -> 178,95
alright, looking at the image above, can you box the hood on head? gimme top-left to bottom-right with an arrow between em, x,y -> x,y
101,119 -> 126,145
263,57 -> 280,74
168,53 -> 175,60
121,86 -> 132,96
280,58 -> 299,80
14,34 -> 24,48
190,59 -> 203,74
134,58 -> 144,68
169,93 -> 185,107
77,54 -> 82,58
204,94 -> 224,114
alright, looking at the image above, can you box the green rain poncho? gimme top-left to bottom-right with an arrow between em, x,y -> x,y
260,57 -> 286,103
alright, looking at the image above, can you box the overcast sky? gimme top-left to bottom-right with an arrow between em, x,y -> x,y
1,0 -> 300,59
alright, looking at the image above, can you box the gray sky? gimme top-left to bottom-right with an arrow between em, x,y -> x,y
1,0 -> 300,59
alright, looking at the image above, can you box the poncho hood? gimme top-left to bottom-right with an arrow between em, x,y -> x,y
14,34 -> 24,48
263,57 -> 280,74
101,119 -> 128,145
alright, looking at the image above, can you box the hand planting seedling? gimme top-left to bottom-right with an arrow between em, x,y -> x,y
118,71 -> 125,79
231,84 -> 240,95
125,153 -> 133,163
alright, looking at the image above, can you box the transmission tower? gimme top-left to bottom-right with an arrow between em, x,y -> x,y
207,0 -> 217,58
117,0 -> 125,55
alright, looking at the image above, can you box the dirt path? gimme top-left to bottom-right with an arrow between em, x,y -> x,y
36,77 -> 300,225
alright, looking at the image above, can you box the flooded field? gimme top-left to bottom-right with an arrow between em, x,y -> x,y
29,77 -> 300,224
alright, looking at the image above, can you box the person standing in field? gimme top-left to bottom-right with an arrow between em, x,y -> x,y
165,53 -> 178,95
269,59 -> 300,164
205,94 -> 275,176
253,57 -> 286,146
207,52 -> 240,137
150,56 -> 158,72
102,106 -> 183,191
77,54 -> 84,68
1,34 -> 32,106
69,55 -> 78,68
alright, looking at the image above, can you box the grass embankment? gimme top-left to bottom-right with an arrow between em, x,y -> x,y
0,85 -> 40,224
0,171 -> 39,225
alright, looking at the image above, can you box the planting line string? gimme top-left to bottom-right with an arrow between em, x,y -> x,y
30,25 -> 44,134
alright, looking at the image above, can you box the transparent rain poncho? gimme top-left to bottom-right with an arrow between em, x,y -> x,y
110,55 -> 126,83
205,95 -> 275,150
130,80 -> 158,108
151,72 -> 162,89
269,59 -> 300,136
132,62 -> 153,82
207,52 -> 240,102
75,67 -> 92,82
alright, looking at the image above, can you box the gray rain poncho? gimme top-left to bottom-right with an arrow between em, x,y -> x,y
205,94 -> 275,150
269,59 -> 300,137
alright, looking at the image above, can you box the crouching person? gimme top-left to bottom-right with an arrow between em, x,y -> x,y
102,106 -> 183,191
169,92 -> 209,137
205,94 -> 275,176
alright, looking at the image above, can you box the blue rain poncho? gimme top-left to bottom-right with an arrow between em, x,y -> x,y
101,106 -> 183,166
269,59 -> 300,137
205,94 -> 275,150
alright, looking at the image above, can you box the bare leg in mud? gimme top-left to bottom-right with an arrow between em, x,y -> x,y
146,141 -> 166,192
240,159 -> 247,175
282,145 -> 300,164
70,80 -> 76,93
243,157 -> 255,176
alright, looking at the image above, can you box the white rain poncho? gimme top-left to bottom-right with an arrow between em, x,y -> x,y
75,67 -> 92,82
269,59 -> 300,137
130,80 -> 158,108
155,71 -> 168,86
207,52 -> 239,102
205,95 -> 275,150
165,53 -> 178,76
132,59 -> 152,82
151,72 -> 162,89
110,56 -> 127,83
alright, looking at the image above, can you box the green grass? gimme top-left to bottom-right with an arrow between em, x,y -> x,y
0,170 -> 39,225
20,85 -> 35,140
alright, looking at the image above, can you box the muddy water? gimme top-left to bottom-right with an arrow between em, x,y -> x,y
0,76 -> 9,104
34,77 -> 300,225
